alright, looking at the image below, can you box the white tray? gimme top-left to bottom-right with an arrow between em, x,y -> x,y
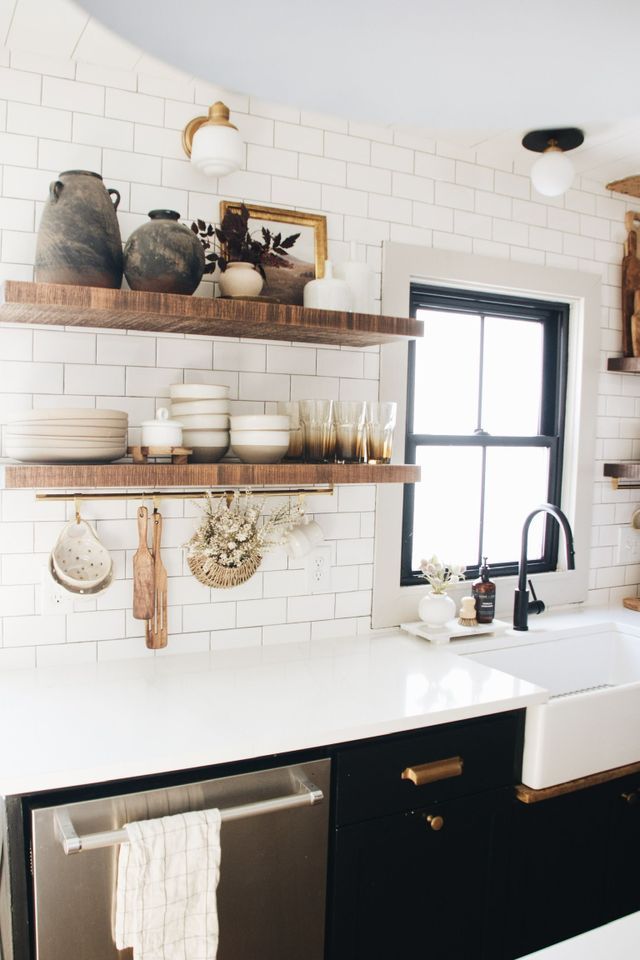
401,618 -> 511,645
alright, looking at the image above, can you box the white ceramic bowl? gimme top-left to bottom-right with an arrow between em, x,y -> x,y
8,408 -> 127,423
230,414 -> 290,431
170,399 -> 231,415
182,429 -> 230,446
172,414 -> 229,430
230,430 -> 290,446
231,442 -> 289,464
172,413 -> 231,429
170,384 -> 230,400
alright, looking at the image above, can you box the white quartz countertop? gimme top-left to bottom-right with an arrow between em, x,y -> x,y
520,912 -> 640,958
2,603 -> 638,797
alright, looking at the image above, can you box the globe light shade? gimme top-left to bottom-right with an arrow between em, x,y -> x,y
530,148 -> 575,197
182,102 -> 244,178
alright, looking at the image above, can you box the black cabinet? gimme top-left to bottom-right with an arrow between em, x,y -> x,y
507,771 -> 640,959
328,712 -> 523,960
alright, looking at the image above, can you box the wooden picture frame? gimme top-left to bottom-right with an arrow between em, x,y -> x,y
219,202 -> 327,306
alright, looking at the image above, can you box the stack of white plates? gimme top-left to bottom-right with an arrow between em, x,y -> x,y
5,409 -> 128,463
230,414 -> 290,464
170,384 -> 230,462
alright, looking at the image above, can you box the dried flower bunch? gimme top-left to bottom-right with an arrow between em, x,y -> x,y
419,555 -> 466,594
186,492 -> 303,588
191,203 -> 300,277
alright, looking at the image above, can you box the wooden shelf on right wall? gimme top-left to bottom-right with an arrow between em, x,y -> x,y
607,357 -> 640,373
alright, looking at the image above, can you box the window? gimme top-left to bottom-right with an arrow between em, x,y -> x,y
402,284 -> 569,585
373,243 -> 598,629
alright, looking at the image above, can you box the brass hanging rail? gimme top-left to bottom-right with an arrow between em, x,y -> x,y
35,486 -> 334,504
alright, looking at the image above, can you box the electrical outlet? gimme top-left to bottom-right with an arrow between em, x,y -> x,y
617,527 -> 640,565
306,546 -> 332,594
40,566 -> 74,615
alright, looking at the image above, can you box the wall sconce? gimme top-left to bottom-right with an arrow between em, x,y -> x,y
521,127 -> 584,197
182,101 -> 243,177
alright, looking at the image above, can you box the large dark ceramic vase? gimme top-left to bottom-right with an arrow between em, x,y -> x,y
123,210 -> 205,295
35,170 -> 123,288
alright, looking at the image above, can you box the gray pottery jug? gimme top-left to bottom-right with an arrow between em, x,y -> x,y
35,170 -> 123,288
123,210 -> 205,295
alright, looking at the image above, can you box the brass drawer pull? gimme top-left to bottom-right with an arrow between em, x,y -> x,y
426,814 -> 444,831
401,756 -> 464,787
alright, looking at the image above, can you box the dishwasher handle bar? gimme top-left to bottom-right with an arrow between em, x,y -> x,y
54,769 -> 324,856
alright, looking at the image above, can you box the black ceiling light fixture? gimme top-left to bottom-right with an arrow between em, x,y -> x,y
521,127 -> 585,197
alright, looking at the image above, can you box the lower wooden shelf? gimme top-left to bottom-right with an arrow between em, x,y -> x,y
1,460 -> 421,490
607,357 -> 640,373
604,462 -> 640,482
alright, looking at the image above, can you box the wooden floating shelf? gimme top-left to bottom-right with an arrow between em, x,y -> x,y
607,357 -> 640,373
2,461 -> 421,490
0,281 -> 423,347
604,462 -> 640,481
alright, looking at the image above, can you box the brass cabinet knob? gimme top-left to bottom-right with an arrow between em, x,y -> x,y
426,814 -> 444,831
622,790 -> 639,805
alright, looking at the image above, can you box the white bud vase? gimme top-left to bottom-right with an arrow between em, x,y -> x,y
418,591 -> 456,627
303,259 -> 352,311
334,242 -> 373,313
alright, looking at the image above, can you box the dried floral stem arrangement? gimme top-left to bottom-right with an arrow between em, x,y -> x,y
187,491 -> 303,588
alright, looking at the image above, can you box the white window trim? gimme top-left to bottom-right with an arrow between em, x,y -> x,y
373,242 -> 601,629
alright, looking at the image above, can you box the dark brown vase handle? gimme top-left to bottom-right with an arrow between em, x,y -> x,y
49,180 -> 63,202
108,188 -> 121,210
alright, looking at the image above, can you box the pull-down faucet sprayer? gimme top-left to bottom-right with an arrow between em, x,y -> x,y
513,503 -> 575,632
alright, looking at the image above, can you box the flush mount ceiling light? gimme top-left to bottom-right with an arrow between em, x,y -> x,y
522,128 -> 584,197
182,101 -> 243,177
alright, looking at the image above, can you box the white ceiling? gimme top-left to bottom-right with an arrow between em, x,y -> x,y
2,0 -> 640,185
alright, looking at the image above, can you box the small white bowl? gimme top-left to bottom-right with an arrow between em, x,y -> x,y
170,384 -> 230,400
170,399 -> 231,415
231,442 -> 289,464
189,445 -> 229,463
230,430 -> 290,445
172,414 -> 229,430
173,413 -> 230,429
182,429 -> 230,446
230,414 -> 290,431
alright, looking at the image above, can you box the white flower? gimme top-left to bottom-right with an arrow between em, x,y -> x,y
419,554 -> 465,594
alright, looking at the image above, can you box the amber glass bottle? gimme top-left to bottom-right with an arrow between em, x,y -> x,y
472,557 -> 496,623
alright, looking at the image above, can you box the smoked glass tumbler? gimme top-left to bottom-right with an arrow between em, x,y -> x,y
334,400 -> 366,463
300,399 -> 335,463
365,401 -> 397,463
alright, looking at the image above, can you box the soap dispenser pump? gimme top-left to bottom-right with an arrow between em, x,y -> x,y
472,557 -> 496,623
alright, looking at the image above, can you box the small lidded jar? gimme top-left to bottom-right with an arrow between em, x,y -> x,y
141,408 -> 183,448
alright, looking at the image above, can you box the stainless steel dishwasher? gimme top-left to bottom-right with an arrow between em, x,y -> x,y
28,758 -> 330,960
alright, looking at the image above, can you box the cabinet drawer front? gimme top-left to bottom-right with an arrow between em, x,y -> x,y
335,712 -> 521,824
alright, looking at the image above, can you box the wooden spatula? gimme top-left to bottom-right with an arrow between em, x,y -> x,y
149,509 -> 168,650
133,505 -> 155,621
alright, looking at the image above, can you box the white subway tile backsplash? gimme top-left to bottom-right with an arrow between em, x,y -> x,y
0,130 -> 38,166
0,60 -> 631,666
73,111 -> 133,150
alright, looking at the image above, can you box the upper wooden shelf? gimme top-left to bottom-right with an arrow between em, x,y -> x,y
607,357 -> 640,373
2,461 -> 421,490
0,281 -> 423,347
603,462 -> 640,481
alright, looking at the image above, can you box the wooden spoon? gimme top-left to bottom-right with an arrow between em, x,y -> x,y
149,509 -> 168,650
133,505 -> 155,621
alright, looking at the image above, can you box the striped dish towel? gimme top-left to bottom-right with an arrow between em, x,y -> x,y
114,809 -> 222,960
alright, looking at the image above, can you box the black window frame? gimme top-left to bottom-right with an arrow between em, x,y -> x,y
401,283 -> 570,587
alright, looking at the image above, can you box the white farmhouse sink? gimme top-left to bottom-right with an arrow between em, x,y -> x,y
465,629 -> 640,789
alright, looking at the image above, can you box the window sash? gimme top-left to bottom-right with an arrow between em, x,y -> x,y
401,285 -> 569,587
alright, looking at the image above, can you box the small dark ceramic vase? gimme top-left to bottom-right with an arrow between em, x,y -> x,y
123,210 -> 205,295
35,170 -> 123,288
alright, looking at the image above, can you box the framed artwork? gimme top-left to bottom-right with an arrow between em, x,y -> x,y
219,202 -> 327,306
